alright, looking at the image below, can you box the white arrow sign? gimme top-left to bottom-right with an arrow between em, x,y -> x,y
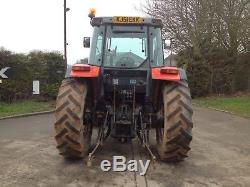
0,67 -> 10,79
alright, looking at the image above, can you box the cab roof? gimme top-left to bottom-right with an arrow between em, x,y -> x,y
91,16 -> 163,28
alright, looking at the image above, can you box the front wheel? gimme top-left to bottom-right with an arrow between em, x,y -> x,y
156,81 -> 193,162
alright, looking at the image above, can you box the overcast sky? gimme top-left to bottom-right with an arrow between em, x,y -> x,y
0,0 -> 146,64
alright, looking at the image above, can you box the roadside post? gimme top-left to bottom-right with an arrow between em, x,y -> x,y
32,80 -> 40,95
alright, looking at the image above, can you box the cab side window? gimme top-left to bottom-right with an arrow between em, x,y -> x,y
150,28 -> 164,67
89,27 -> 104,65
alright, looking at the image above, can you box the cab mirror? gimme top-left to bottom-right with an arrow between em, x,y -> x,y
163,39 -> 171,49
83,37 -> 90,48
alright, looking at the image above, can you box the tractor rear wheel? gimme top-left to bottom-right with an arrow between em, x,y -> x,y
54,78 -> 91,159
156,81 -> 193,162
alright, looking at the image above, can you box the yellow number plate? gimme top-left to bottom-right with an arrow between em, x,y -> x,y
112,16 -> 144,24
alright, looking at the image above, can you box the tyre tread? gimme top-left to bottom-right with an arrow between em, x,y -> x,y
158,81 -> 193,162
54,79 -> 88,159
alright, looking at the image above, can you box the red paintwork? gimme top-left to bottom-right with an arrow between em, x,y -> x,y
152,67 -> 180,81
70,64 -> 100,78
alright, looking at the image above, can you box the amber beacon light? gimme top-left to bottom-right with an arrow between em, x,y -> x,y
88,8 -> 96,19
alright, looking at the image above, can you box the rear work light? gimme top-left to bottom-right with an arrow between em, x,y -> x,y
72,65 -> 91,71
160,67 -> 179,74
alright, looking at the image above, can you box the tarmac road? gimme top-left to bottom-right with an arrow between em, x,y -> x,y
0,107 -> 250,187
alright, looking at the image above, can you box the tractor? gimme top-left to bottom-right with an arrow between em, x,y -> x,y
54,11 -> 193,163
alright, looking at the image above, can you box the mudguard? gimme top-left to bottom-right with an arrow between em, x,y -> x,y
178,68 -> 188,81
65,65 -> 72,78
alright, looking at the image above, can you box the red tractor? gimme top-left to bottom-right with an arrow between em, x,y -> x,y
54,14 -> 193,163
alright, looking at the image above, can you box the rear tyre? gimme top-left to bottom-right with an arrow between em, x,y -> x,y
54,79 -> 91,159
156,81 -> 193,162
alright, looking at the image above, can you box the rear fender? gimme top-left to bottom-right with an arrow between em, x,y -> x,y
151,67 -> 187,82
65,64 -> 100,78
65,64 -> 101,102
151,67 -> 188,110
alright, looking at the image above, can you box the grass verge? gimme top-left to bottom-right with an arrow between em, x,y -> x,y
0,100 -> 55,118
193,96 -> 250,118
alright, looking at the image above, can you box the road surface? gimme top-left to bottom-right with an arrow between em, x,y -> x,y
0,107 -> 250,187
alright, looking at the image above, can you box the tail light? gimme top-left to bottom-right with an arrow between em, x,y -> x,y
160,67 -> 179,74
72,64 -> 91,71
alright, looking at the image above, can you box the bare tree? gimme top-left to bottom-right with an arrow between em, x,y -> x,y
143,0 -> 250,55
213,0 -> 250,55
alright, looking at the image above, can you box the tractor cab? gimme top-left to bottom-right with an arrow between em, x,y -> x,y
78,16 -> 173,102
85,16 -> 164,69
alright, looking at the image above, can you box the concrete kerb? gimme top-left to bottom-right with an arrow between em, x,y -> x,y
0,110 -> 55,120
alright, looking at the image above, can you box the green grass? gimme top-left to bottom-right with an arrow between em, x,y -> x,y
0,100 -> 55,118
193,96 -> 250,118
